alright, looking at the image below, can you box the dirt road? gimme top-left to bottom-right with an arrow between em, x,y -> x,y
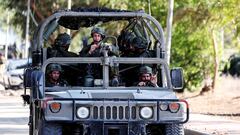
185,113 -> 240,134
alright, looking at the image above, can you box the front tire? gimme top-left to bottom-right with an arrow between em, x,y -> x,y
40,121 -> 62,135
165,124 -> 184,135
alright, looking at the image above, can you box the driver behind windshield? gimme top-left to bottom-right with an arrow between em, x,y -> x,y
46,64 -> 69,87
135,66 -> 158,87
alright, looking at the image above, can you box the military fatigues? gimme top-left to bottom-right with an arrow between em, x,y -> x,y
47,33 -> 78,58
45,79 -> 69,87
79,27 -> 105,57
48,47 -> 78,58
79,28 -> 106,81
79,43 -> 102,57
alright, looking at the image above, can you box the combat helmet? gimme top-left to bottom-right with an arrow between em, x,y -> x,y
54,33 -> 71,47
47,64 -> 62,74
139,66 -> 152,75
131,37 -> 148,49
91,27 -> 105,39
125,32 -> 135,45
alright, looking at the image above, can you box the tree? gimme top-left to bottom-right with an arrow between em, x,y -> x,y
171,0 -> 240,91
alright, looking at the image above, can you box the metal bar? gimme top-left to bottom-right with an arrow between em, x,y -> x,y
103,50 -> 109,88
142,19 -> 161,44
42,57 -> 102,73
44,57 -> 102,63
36,11 -> 165,52
52,98 -> 180,102
72,100 -> 75,121
103,98 -> 105,135
157,101 -> 159,121
111,57 -> 166,64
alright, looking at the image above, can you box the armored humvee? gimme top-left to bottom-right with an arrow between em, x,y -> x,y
23,8 -> 189,135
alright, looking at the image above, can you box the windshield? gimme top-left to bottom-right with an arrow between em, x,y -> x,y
43,58 -> 169,89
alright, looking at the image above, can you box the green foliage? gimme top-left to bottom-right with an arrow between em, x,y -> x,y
171,22 -> 213,90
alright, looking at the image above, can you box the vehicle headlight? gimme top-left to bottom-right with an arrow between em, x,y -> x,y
140,107 -> 153,119
76,107 -> 90,119
159,102 -> 168,111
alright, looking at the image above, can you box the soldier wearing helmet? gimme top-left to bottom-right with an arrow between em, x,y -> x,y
47,33 -> 78,58
79,27 -> 106,81
136,66 -> 158,87
79,27 -> 105,57
129,37 -> 151,57
119,32 -> 135,57
46,64 -> 68,87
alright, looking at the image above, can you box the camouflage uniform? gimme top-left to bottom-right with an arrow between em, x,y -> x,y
47,33 -> 78,58
46,79 -> 68,87
79,27 -> 106,80
46,64 -> 69,87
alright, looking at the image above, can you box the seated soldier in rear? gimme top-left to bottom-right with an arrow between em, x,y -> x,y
47,33 -> 78,58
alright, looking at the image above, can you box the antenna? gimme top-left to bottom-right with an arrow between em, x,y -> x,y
148,0 -> 151,15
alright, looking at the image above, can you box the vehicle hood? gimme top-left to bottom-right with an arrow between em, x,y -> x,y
46,89 -> 177,100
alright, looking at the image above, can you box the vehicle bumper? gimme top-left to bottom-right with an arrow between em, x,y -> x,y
42,98 -> 189,124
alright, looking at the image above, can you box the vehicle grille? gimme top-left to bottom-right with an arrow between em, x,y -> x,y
92,105 -> 137,120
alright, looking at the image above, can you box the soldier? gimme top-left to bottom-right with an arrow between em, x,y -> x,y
79,27 -> 105,57
136,66 -> 158,87
46,64 -> 68,87
47,33 -> 78,58
119,37 -> 152,86
130,37 -> 151,57
119,32 -> 135,57
78,27 -> 106,83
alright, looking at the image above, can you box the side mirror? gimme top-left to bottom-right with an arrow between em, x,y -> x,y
170,68 -> 184,91
24,68 -> 33,88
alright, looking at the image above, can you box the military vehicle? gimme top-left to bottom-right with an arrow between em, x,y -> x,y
23,8 -> 189,135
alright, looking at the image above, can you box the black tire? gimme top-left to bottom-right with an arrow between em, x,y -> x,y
40,121 -> 62,135
165,124 -> 184,135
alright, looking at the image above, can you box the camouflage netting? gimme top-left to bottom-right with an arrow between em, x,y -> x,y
57,7 -> 143,30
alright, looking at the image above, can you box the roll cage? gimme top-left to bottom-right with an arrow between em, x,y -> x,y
32,8 -> 166,66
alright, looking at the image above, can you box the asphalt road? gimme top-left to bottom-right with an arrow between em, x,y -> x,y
0,94 -> 28,135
